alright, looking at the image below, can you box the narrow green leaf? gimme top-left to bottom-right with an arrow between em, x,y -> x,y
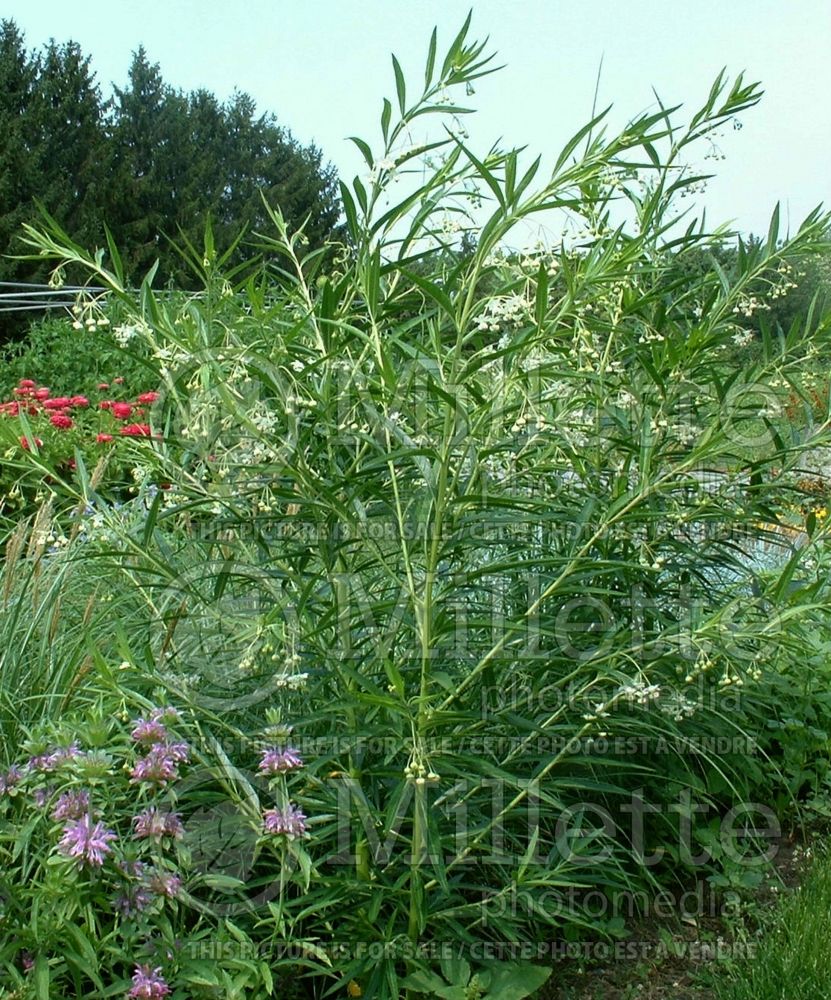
392,54 -> 407,115
34,954 -> 50,1000
352,175 -> 368,214
339,180 -> 360,240
425,27 -> 438,88
349,136 -> 374,169
441,11 -> 473,80
380,98 -> 392,143
103,223 -> 124,283
534,260 -> 549,327
767,202 -> 780,253
452,138 -> 506,209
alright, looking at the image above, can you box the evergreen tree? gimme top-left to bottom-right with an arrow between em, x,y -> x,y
31,39 -> 107,251
0,19 -> 38,285
0,19 -> 344,338
108,47 -> 173,277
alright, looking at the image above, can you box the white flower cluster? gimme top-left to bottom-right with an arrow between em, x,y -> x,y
618,680 -> 662,706
732,296 -> 769,318
274,672 -> 310,691
678,178 -> 709,198
475,294 -> 530,334
439,214 -> 464,236
660,694 -> 698,721
367,156 -> 397,185
482,453 -> 515,485
112,319 -> 151,347
249,406 -> 280,434
515,248 -> 560,277
70,300 -> 110,332
638,329 -> 666,344
759,400 -> 783,419
583,702 -> 611,721
731,329 -> 754,348
670,421 -> 700,446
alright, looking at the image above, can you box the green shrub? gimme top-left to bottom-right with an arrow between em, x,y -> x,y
0,310 -> 153,399
7,15 -> 831,999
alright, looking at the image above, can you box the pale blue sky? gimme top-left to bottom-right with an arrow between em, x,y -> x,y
5,0 -> 830,238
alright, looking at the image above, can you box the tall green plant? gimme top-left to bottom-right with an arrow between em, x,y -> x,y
13,16 -> 831,999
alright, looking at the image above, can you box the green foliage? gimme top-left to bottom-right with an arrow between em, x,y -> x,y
0,312 -> 152,398
403,955 -> 551,999
707,843 -> 831,999
4,15 -> 831,1000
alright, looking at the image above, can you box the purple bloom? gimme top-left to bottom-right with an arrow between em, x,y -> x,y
113,885 -> 153,917
129,752 -> 177,787
147,870 -> 181,898
21,951 -> 34,974
130,718 -> 168,745
50,742 -> 82,765
28,743 -> 82,773
0,765 -> 23,795
132,807 -> 184,842
27,753 -> 55,773
32,786 -> 54,808
258,747 -> 303,775
51,790 -> 91,822
127,964 -> 171,998
156,741 -> 189,763
118,859 -> 147,879
129,743 -> 188,787
150,706 -> 180,723
263,804 -> 307,839
58,814 -> 117,867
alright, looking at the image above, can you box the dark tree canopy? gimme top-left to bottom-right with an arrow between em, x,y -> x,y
0,21 -> 342,337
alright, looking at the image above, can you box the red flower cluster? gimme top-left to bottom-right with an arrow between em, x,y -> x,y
121,424 -> 153,437
1,378 -> 161,452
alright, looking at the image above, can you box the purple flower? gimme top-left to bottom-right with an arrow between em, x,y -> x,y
51,790 -> 91,822
263,804 -> 307,839
51,742 -> 82,765
21,951 -> 34,974
28,743 -> 82,773
58,815 -> 117,867
258,747 -> 303,775
150,706 -> 180,723
0,766 -> 23,795
132,807 -> 184,842
157,741 -> 189,763
130,719 -> 168,745
27,753 -> 55,773
32,786 -> 54,808
129,752 -> 177,787
129,743 -> 188,787
113,885 -> 153,917
118,859 -> 147,879
147,870 -> 181,898
127,964 -> 171,998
